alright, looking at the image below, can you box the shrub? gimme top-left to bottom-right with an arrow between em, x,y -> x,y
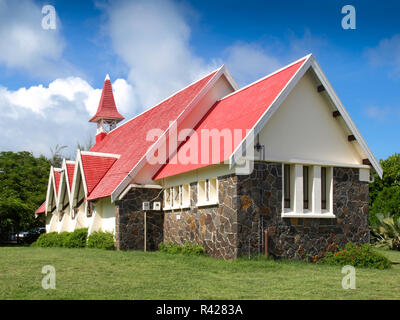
63,228 -> 88,248
33,228 -> 88,248
87,231 -> 115,250
319,242 -> 392,269
34,232 -> 60,247
371,213 -> 400,251
58,232 -> 71,247
159,241 -> 205,256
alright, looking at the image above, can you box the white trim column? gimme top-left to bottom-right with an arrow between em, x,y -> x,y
293,164 -> 303,214
312,166 -> 321,214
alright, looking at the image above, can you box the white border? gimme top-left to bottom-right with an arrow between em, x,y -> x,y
229,54 -> 383,178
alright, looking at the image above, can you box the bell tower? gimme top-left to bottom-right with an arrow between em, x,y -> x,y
89,74 -> 124,144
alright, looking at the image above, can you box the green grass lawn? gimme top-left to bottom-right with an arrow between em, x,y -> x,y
0,246 -> 399,300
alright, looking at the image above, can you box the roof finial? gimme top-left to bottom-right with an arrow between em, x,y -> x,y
105,74 -> 110,81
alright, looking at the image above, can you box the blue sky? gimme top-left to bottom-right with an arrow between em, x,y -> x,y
0,0 -> 399,160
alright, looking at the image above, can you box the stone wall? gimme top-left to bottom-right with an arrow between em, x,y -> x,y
116,163 -> 369,261
163,175 -> 239,259
115,187 -> 164,251
236,162 -> 370,260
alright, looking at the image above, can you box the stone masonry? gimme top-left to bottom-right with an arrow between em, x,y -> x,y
115,162 -> 369,261
115,186 -> 164,251
236,162 -> 370,260
163,175 -> 238,259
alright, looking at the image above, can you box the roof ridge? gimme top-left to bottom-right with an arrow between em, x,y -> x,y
80,151 -> 120,158
105,67 -> 222,136
218,54 -> 311,102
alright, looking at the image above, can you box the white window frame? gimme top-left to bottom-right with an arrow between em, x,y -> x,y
172,186 -> 180,209
164,184 -> 191,210
164,187 -> 172,210
181,184 -> 190,208
197,178 -> 218,207
281,164 -> 335,218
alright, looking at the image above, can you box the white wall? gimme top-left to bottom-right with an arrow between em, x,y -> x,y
100,198 -> 116,233
162,163 -> 234,188
258,70 -> 363,165
87,197 -> 115,235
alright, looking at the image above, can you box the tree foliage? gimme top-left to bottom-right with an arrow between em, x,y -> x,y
369,153 -> 400,226
0,151 -> 50,233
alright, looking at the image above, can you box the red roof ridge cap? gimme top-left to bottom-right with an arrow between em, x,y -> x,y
80,151 -> 120,159
218,54 -> 312,102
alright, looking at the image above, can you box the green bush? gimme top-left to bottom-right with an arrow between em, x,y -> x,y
371,213 -> 400,251
319,242 -> 392,269
63,228 -> 88,248
87,231 -> 115,250
33,228 -> 88,248
159,241 -> 205,256
34,232 -> 60,247
58,232 -> 71,247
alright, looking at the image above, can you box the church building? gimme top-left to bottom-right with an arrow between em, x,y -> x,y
35,54 -> 382,260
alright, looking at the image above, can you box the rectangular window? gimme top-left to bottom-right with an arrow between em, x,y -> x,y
205,179 -> 210,201
197,178 -> 218,205
284,164 -> 291,208
198,180 -> 206,203
321,167 -> 327,210
164,188 -> 172,208
209,178 -> 217,202
303,166 -> 309,210
182,184 -> 190,207
173,186 -> 180,207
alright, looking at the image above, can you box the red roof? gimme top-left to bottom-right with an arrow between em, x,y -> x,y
89,77 -> 124,123
80,153 -> 118,196
66,163 -> 75,192
153,59 -> 306,180
35,201 -> 46,214
86,71 -> 217,200
54,170 -> 61,195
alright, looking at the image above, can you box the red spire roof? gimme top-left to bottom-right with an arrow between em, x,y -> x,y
89,75 -> 124,123
86,70 -> 218,201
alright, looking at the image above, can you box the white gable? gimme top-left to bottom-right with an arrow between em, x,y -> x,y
258,70 -> 363,165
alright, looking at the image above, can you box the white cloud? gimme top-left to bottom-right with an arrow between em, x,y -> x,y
0,0 -> 71,78
0,77 -> 135,157
0,0 -> 331,159
364,105 -> 392,122
222,42 -> 282,86
365,34 -> 400,77
104,0 -> 216,110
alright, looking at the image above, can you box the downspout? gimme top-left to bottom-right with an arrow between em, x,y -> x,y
144,211 -> 147,252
